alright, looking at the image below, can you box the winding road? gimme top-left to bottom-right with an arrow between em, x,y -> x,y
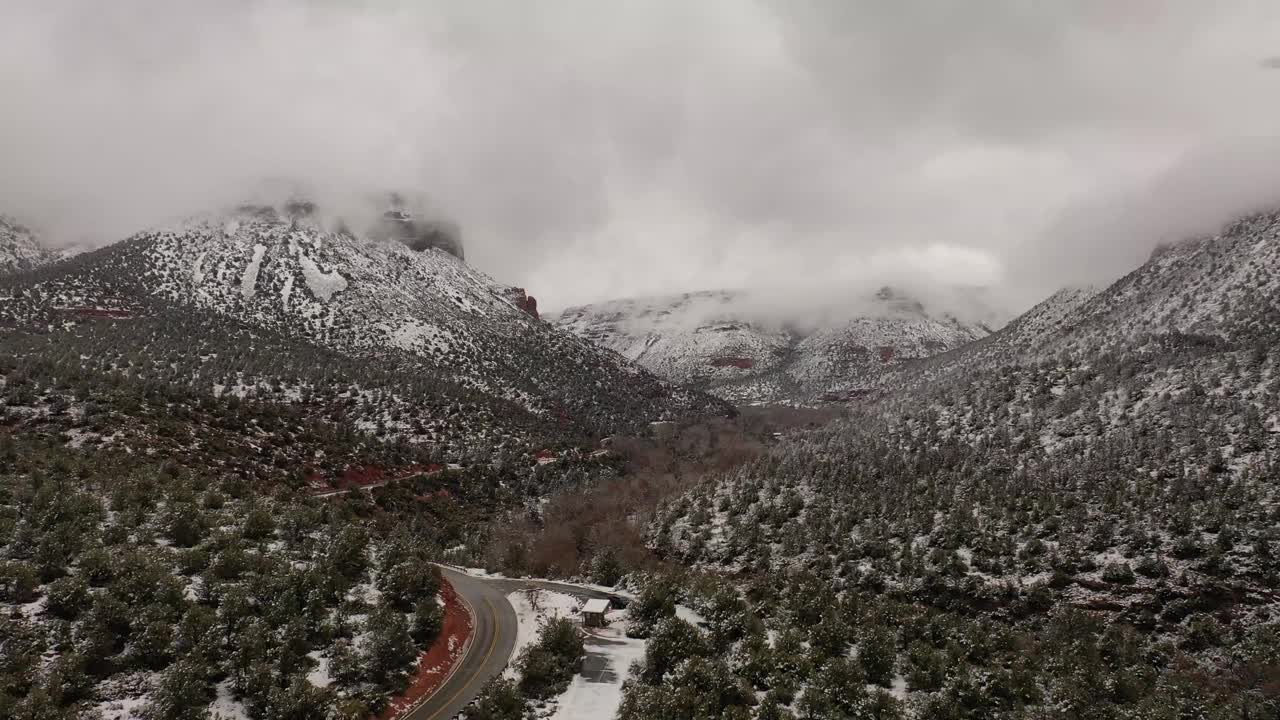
403,568 -> 517,720
402,568 -> 619,720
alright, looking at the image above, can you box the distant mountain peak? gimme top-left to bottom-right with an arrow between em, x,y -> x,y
213,187 -> 466,261
0,214 -> 56,276
1,202 -> 718,439
556,285 -> 1000,404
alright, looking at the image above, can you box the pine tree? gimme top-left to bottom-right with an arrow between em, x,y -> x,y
362,605 -> 416,686
141,660 -> 212,720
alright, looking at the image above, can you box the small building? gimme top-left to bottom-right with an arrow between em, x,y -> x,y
581,598 -> 610,628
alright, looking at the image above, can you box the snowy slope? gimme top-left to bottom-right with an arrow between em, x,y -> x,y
557,290 -> 793,384
1,202 -> 721,438
1043,210 -> 1280,351
882,207 -> 1280,427
907,208 -> 1280,390
0,215 -> 55,276
555,287 -> 996,404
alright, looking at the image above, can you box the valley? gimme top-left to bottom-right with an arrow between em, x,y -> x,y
554,287 -> 1002,406
1,201 -> 1277,720
7,4 -> 1280,718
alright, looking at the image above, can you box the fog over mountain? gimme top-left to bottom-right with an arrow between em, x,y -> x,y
4,0 -> 1280,313
6,5 -> 1280,719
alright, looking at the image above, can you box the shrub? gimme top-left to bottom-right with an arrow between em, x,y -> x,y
411,599 -> 443,644
362,605 -> 417,686
141,659 -> 213,720
45,575 -> 90,619
466,678 -> 525,720
380,562 -> 439,612
1102,561 -> 1136,585
0,561 -> 41,604
627,576 -> 678,639
1135,555 -> 1169,578
517,617 -> 583,699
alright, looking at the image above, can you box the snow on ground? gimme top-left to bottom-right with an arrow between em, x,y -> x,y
547,608 -> 646,720
347,581 -> 383,607
210,679 -> 251,720
280,273 -> 294,309
506,588 -> 583,678
239,244 -> 265,299
675,604 -> 707,628
297,250 -> 348,301
451,568 -> 638,602
19,594 -> 46,619
306,650 -> 333,688
96,695 -> 148,720
193,252 -> 207,284
388,320 -> 452,353
455,566 -> 508,579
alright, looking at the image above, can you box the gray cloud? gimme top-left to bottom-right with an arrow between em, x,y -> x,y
3,0 -> 1280,315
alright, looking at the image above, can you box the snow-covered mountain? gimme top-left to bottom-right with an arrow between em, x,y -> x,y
555,287 -> 1001,404
905,208 -> 1280,392
0,201 -> 723,443
647,210 -> 1280,720
1042,211 -> 1280,350
0,215 -> 56,276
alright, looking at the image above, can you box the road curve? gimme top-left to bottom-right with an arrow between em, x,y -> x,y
489,578 -> 620,604
403,568 -> 518,720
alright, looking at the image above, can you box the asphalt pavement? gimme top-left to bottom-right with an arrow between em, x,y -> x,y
403,567 -> 518,720
401,569 -> 625,720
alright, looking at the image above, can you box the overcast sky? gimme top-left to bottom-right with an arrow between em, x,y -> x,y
4,1 -> 1280,314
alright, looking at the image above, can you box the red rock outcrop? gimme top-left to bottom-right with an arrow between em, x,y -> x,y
505,287 -> 540,319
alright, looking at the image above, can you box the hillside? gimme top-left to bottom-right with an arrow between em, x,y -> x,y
1049,211 -> 1280,351
0,215 -> 55,276
0,202 -> 724,448
0,199 -> 731,719
901,209 -> 1280,394
5,202 -> 1279,720
555,287 -> 998,405
629,208 -> 1280,718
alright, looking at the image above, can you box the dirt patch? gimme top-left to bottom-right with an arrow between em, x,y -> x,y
377,575 -> 474,719
307,463 -> 441,495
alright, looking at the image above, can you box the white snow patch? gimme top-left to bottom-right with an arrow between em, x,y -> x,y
456,567 -> 507,579
347,582 -> 383,607
19,594 -> 47,619
240,244 -> 265,299
210,680 -> 251,720
675,604 -> 707,628
96,695 -> 148,720
281,273 -> 294,309
548,608 -> 647,720
193,252 -> 208,284
297,251 -> 348,301
388,321 -> 451,353
890,674 -> 909,700
183,576 -> 204,602
506,589 -> 583,679
306,650 -> 333,688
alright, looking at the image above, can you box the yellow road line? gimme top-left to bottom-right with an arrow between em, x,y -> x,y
424,595 -> 500,720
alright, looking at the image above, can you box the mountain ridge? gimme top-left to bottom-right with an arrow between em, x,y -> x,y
0,202 -> 727,445
0,215 -> 57,276
555,285 -> 1002,404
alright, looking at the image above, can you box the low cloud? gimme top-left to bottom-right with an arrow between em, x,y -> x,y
3,1 -> 1280,313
